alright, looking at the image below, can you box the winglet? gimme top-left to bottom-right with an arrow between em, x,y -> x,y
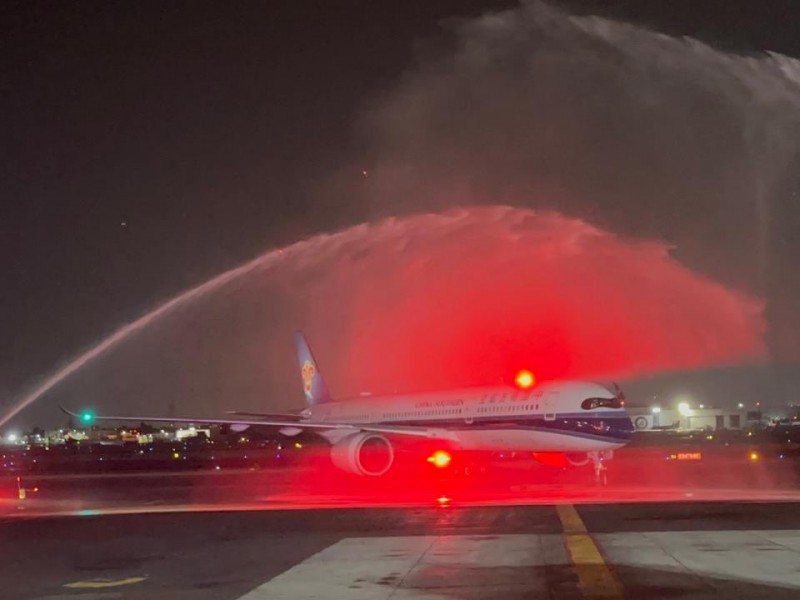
59,404 -> 79,417
60,405 -> 97,424
294,331 -> 333,405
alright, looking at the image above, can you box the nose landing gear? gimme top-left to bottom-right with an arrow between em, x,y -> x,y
589,450 -> 612,486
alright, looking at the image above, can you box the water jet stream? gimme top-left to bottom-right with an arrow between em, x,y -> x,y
1,206 -> 764,426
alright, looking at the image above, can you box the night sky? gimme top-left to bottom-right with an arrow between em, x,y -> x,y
2,1 -> 799,428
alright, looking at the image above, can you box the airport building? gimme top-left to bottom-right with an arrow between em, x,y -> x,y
627,405 -> 753,431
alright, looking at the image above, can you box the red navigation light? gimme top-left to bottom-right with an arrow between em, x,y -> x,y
427,450 -> 452,468
515,369 -> 535,389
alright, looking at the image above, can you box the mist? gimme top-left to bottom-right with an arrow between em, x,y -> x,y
7,1 -> 800,428
7,206 -> 764,427
354,1 -> 800,362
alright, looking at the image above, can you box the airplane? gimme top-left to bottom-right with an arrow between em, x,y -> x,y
64,332 -> 634,484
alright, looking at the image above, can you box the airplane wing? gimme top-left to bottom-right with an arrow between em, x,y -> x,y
59,406 -> 451,439
224,410 -> 305,421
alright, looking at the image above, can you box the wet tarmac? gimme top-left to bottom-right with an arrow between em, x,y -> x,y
3,469 -> 800,599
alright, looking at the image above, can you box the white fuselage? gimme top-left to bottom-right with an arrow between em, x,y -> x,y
306,380 -> 632,452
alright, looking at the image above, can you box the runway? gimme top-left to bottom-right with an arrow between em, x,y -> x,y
5,464 -> 800,517
4,490 -> 800,598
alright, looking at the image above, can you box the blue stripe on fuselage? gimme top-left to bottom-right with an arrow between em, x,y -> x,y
372,413 -> 634,444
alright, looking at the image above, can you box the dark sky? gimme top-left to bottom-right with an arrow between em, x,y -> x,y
1,1 -> 515,392
2,1 -> 799,426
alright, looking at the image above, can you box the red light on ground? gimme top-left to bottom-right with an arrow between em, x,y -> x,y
427,450 -> 452,468
515,370 -> 535,389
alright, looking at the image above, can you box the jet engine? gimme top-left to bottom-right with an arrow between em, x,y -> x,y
532,452 -> 591,468
565,452 -> 591,467
330,433 -> 395,476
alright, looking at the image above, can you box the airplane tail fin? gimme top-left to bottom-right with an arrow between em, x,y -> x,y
294,331 -> 333,405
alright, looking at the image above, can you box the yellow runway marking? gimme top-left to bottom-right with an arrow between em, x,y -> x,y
64,576 -> 146,589
557,504 -> 623,599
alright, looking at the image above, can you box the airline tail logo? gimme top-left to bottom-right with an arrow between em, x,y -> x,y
302,360 -> 316,397
295,331 -> 332,405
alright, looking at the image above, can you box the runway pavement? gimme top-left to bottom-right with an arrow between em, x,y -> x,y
4,500 -> 800,599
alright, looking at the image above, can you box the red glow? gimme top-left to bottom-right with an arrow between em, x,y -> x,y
427,450 -> 452,468
327,208 -> 764,392
532,452 -> 569,468
59,206 -> 765,416
515,370 -> 535,389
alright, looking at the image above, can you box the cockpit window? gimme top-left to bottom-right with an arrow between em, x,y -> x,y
581,397 -> 622,410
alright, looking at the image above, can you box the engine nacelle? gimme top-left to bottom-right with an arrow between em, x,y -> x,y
565,452 -> 591,467
330,433 -> 395,476
532,452 -> 591,468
